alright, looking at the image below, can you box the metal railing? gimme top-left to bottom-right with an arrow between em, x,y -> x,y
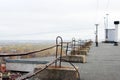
16,57 -> 80,80
0,36 -> 80,80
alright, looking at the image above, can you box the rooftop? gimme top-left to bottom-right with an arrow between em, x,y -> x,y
79,43 -> 120,80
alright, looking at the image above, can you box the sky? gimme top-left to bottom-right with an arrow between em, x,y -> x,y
0,0 -> 120,41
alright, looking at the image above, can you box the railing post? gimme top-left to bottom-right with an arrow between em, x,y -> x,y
55,36 -> 63,67
72,37 -> 76,54
66,43 -> 69,56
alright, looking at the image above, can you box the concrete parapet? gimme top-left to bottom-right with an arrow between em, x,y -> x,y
33,66 -> 80,80
71,50 -> 88,55
62,55 -> 86,63
79,48 -> 90,52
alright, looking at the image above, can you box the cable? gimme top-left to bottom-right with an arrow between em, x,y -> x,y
0,45 -> 57,57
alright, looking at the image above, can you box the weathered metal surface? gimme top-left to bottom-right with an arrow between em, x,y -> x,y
5,59 -> 49,72
5,59 -> 48,64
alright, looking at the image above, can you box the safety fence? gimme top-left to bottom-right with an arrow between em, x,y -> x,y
0,36 -> 81,80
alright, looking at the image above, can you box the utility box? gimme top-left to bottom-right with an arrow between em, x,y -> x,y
106,29 -> 115,42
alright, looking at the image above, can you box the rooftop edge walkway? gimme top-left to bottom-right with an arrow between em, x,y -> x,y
78,43 -> 120,80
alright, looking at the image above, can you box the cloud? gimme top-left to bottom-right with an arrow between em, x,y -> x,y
0,0 -> 120,40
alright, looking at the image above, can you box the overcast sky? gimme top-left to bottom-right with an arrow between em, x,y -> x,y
0,0 -> 120,41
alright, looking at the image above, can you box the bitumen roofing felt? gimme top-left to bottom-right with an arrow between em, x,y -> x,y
78,43 -> 120,80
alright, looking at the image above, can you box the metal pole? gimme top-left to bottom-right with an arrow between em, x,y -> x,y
114,21 -> 119,46
72,37 -> 76,54
95,24 -> 99,47
106,14 -> 109,29
106,14 -> 109,42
